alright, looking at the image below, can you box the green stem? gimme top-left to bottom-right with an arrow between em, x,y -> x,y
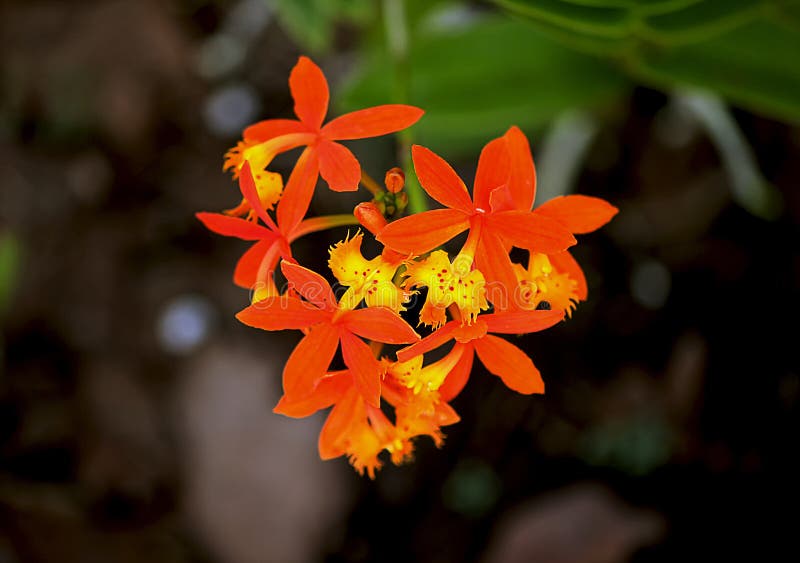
382,0 -> 427,214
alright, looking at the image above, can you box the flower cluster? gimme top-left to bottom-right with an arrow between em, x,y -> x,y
197,56 -> 617,477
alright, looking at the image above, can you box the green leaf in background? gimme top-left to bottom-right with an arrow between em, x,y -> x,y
495,0 -> 764,46
494,0 -> 800,123
0,233 -> 20,317
272,0 -> 375,52
340,17 -> 629,157
634,18 -> 800,123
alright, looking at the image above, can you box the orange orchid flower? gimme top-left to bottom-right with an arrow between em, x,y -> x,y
274,358 -> 460,477
197,162 -> 288,293
197,162 -> 358,298
396,309 -> 565,398
226,56 -> 424,237
377,127 -> 577,311
236,261 -> 420,407
532,194 -> 619,303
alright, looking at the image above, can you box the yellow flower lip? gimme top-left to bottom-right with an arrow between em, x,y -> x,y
403,250 -> 489,329
328,231 -> 407,312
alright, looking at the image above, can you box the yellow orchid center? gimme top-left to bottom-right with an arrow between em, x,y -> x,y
388,345 -> 464,396
328,232 -> 407,312
403,250 -> 488,329
223,140 -> 284,218
514,252 -> 579,316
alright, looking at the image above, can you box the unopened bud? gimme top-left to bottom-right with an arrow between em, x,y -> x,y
384,167 -> 405,193
354,202 -> 387,235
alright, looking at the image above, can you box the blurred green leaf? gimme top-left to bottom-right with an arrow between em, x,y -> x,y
579,413 -> 675,476
340,18 -> 629,156
272,0 -> 375,52
0,234 -> 20,317
441,458 -> 502,518
496,0 -> 764,45
494,0 -> 800,123
633,18 -> 800,123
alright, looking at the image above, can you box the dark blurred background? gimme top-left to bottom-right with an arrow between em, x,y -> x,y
1,1 -> 798,562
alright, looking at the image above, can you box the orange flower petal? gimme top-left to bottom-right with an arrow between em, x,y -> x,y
277,146 -> 320,236
411,145 -> 474,213
548,250 -> 588,300
317,140 -> 360,192
322,105 -> 424,140
238,161 -> 274,226
340,307 -> 420,345
195,212 -> 276,241
244,118 -> 309,142
233,239 -> 275,288
487,210 -> 576,254
482,309 -> 564,334
474,232 -> 520,312
280,261 -> 337,311
473,335 -> 544,394
319,387 -> 364,459
273,371 -> 351,418
438,343 -> 474,402
535,195 -> 618,234
340,331 -> 382,407
473,136 -> 510,211
396,321 -> 459,363
433,400 -> 461,426
377,209 -> 469,255
283,322 -> 340,400
236,295 -> 330,330
289,56 -> 329,129
504,126 -> 536,211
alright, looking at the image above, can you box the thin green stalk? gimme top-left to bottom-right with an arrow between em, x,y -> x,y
382,0 -> 427,214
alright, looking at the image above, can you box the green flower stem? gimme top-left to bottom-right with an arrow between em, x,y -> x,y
382,0 -> 428,214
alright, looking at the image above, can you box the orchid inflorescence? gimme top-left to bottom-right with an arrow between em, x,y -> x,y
197,56 -> 617,477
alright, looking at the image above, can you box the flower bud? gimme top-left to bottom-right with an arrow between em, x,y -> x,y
354,202 -> 387,235
384,167 -> 405,194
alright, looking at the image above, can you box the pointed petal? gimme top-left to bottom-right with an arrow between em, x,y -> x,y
411,145 -> 474,213
535,195 -> 618,234
280,261 -> 336,311
340,331 -> 382,407
274,371 -> 351,418
473,335 -> 544,394
239,161 -> 274,226
438,343 -> 474,402
244,118 -> 309,142
487,211 -> 576,254
341,307 -> 420,344
236,295 -> 329,330
548,250 -> 588,300
482,309 -> 564,334
319,387 -> 364,459
289,56 -> 328,129
233,239 -> 276,288
317,140 -> 360,192
322,105 -> 424,140
505,126 -> 536,211
396,321 -> 459,363
195,212 -> 276,241
377,209 -> 469,255
433,401 -> 461,426
277,146 -> 320,236
474,233 -> 520,312
283,323 -> 340,399
473,136 -> 511,211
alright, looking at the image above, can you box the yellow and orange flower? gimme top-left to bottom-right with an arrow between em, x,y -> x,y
197,55 -> 618,478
